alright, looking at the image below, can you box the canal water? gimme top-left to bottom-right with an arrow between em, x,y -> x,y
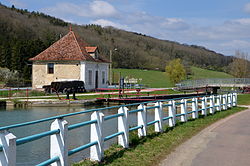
0,105 -> 169,165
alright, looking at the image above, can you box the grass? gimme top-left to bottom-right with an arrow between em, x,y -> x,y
237,93 -> 250,105
190,66 -> 233,79
113,67 -> 233,88
113,68 -> 173,88
74,106 -> 245,166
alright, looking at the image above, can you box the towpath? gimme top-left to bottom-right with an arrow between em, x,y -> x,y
159,106 -> 250,166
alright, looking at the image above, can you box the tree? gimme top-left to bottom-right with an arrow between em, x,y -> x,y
165,59 -> 186,84
228,50 -> 249,78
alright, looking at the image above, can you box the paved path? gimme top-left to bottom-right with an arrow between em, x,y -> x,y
159,106 -> 250,166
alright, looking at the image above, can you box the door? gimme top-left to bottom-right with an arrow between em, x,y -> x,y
95,71 -> 98,89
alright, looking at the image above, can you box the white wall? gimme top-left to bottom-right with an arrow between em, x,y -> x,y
80,61 -> 109,90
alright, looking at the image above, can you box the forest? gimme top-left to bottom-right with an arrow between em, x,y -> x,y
0,3 -> 235,84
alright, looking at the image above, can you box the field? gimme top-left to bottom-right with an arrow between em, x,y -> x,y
113,67 -> 233,88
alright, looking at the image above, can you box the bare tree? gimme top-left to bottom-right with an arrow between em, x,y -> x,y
229,50 -> 249,78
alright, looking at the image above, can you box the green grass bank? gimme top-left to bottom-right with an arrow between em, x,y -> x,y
74,107 -> 245,166
113,67 -> 233,88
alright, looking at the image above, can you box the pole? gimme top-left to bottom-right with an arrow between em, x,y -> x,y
109,50 -> 112,85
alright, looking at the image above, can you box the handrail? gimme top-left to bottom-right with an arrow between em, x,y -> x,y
0,93 -> 237,165
0,94 -> 209,131
36,156 -> 60,166
16,129 -> 60,146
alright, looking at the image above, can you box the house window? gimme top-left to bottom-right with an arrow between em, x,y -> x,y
102,71 -> 105,84
88,70 -> 92,85
48,63 -> 54,74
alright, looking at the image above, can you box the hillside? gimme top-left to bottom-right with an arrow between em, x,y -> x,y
0,4 -> 234,81
113,68 -> 233,88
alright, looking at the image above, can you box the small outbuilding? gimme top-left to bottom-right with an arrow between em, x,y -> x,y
29,30 -> 109,91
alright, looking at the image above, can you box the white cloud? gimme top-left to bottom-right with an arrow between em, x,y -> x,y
90,19 -> 130,30
90,1 -> 118,17
41,1 -> 118,19
244,3 -> 250,13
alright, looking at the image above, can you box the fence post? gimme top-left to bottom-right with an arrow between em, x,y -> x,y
0,130 -> 16,166
217,95 -> 222,111
50,119 -> 68,166
192,98 -> 198,119
154,102 -> 163,132
229,93 -> 233,108
90,111 -> 104,161
137,104 -> 147,137
209,95 -> 215,114
168,100 -> 176,127
118,106 -> 129,148
180,99 -> 187,122
201,97 -> 207,116
233,93 -> 237,106
222,94 -> 227,110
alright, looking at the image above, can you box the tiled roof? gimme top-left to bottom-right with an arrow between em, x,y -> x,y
85,46 -> 97,53
29,31 -> 109,63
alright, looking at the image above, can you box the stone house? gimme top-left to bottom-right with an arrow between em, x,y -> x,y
29,30 -> 109,90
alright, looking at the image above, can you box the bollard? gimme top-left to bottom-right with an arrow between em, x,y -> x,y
201,97 -> 207,116
168,100 -> 176,127
90,111 -> 104,161
118,106 -> 129,148
192,98 -> 198,119
137,104 -> 147,137
180,99 -> 187,122
209,96 -> 215,114
154,102 -> 163,132
51,119 -> 68,166
0,130 -> 16,166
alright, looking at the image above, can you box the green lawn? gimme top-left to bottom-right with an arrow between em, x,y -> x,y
113,67 -> 233,88
237,94 -> 250,105
113,68 -> 173,88
190,66 -> 233,79
74,107 -> 245,166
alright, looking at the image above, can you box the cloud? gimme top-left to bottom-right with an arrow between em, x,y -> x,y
244,3 -> 250,13
90,1 -> 118,17
41,1 -> 118,19
90,19 -> 130,30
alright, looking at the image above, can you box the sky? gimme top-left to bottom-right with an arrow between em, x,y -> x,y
1,0 -> 250,56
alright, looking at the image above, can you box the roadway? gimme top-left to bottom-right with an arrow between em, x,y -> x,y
159,106 -> 250,166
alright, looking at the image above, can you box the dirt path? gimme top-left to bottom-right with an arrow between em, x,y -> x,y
159,106 -> 250,166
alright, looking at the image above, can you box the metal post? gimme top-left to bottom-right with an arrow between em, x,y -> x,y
109,50 -> 112,85
90,111 -> 104,161
154,102 -> 163,132
118,106 -> 129,148
137,104 -> 147,137
50,119 -> 68,166
0,130 -> 16,166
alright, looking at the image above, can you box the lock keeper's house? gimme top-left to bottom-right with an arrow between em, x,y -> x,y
29,30 -> 109,91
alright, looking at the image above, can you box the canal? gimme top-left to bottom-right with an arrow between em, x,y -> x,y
0,105 -> 166,165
